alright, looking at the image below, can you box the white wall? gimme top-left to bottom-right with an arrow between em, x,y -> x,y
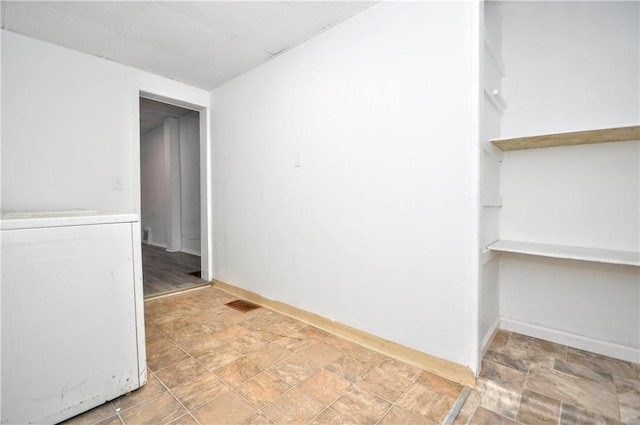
1,30 -> 209,215
496,1 -> 640,361
179,111 -> 201,255
140,126 -> 167,247
500,1 -> 639,137
211,2 -> 479,367
478,2 -> 504,357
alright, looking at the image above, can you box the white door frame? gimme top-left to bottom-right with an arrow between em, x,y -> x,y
132,87 -> 213,281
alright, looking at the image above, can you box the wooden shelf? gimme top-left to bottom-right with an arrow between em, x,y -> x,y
491,126 -> 640,151
487,240 -> 639,266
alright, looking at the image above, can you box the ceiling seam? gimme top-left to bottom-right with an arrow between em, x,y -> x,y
101,2 -> 150,59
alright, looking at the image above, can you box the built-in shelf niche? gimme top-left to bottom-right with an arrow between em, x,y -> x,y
491,125 -> 640,151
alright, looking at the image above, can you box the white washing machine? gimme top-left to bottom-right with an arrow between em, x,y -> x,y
1,212 -> 147,424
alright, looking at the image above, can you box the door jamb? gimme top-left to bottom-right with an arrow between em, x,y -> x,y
132,88 -> 213,281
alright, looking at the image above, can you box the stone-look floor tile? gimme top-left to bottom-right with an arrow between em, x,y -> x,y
167,324 -> 210,344
325,355 -> 373,383
255,328 -> 293,343
480,359 -> 527,393
154,318 -> 192,336
491,330 -> 512,349
191,391 -> 256,425
376,357 -> 422,381
274,332 -> 314,351
198,314 -> 236,331
96,416 -> 124,425
357,366 -> 412,402
323,335 -> 356,352
240,314 -> 279,332
213,325 -> 251,343
239,412 -> 277,425
479,380 -> 521,419
452,389 -> 481,425
235,371 -> 291,408
171,372 -> 230,411
269,354 -> 320,386
377,406 -> 437,425
308,408 -> 356,425
567,348 -> 638,380
268,318 -> 308,334
145,310 -> 183,326
177,333 -> 225,357
515,390 -> 561,425
221,306 -> 264,323
470,407 -> 521,425
299,369 -> 352,404
484,349 -> 531,373
297,340 -> 344,367
144,326 -> 162,341
147,346 -> 190,372
525,364 -> 619,420
331,386 -> 392,425
247,344 -> 292,368
61,402 -> 117,425
154,358 -> 209,389
344,346 -> 385,367
278,331 -> 316,352
559,403 -> 625,425
262,388 -> 325,425
119,392 -> 186,425
396,382 -> 455,424
614,375 -> 640,425
194,344 -> 243,371
228,332 -> 271,354
507,333 -> 568,361
415,371 -> 463,399
301,325 -> 332,340
166,414 -> 199,425
112,373 -> 167,411
214,356 -> 264,387
554,359 -> 614,385
146,334 -> 177,356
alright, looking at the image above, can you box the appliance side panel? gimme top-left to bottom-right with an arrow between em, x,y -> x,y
1,222 -> 141,424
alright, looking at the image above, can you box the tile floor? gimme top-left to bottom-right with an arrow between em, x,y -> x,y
62,286 -> 465,425
454,330 -> 640,425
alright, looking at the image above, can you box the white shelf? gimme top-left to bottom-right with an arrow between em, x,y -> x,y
487,240 -> 639,267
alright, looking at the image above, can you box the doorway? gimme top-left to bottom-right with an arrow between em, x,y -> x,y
138,96 -> 210,298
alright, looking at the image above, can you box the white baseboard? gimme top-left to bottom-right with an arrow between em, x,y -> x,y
500,318 -> 640,363
143,240 -> 167,249
480,318 -> 501,359
181,247 -> 201,257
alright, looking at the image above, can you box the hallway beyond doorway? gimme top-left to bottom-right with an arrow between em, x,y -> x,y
143,244 -> 208,298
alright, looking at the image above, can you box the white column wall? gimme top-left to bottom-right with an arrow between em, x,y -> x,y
179,111 -> 201,255
140,126 -> 167,247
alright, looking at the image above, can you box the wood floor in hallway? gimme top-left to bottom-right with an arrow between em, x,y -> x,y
143,244 -> 207,298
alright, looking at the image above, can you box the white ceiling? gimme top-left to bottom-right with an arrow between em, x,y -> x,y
1,1 -> 375,91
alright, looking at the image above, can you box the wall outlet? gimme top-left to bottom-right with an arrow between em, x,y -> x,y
112,176 -> 123,190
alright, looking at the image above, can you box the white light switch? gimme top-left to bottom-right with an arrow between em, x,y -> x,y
112,176 -> 123,190
293,151 -> 302,168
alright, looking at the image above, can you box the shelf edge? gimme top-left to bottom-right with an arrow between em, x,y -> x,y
491,125 -> 640,151
487,240 -> 640,267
